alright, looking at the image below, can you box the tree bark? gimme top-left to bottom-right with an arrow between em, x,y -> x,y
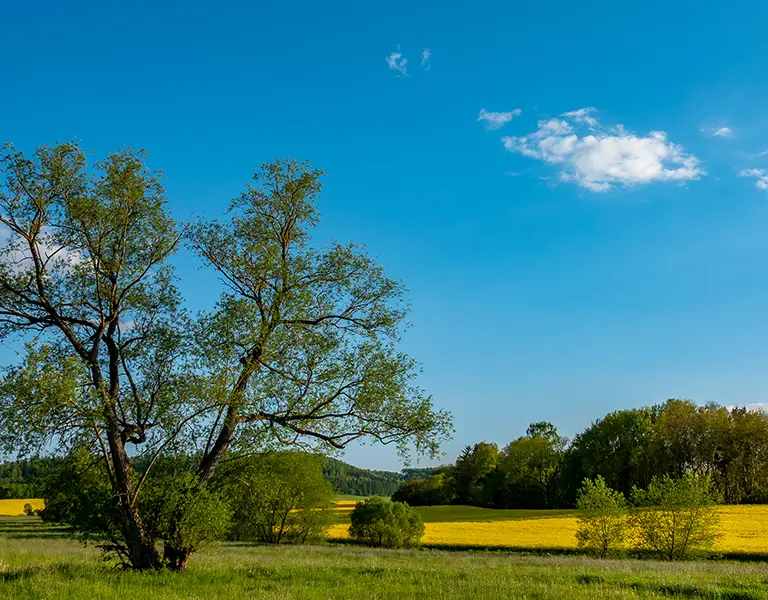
105,407 -> 161,569
163,544 -> 191,572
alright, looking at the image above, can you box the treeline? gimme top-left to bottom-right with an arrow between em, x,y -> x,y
0,457 -> 55,499
393,399 -> 768,509
322,457 -> 403,496
0,454 -> 404,500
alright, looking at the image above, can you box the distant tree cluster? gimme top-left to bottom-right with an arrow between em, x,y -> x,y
393,400 -> 768,509
323,457 -> 404,497
0,457 -> 55,499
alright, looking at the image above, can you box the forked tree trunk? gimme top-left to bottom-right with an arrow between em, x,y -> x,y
163,544 -> 191,572
105,411 -> 162,570
116,495 -> 163,569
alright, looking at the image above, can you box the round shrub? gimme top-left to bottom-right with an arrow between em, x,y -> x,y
348,497 -> 424,548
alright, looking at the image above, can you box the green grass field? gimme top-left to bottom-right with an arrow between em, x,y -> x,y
2,516 -> 768,599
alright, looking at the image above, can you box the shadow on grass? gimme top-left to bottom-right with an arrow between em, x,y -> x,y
328,538 -> 768,564
575,574 -> 762,600
0,562 -> 87,584
0,516 -> 72,539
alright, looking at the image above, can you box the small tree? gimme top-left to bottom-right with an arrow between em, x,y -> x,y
575,476 -> 627,558
40,451 -> 231,569
630,473 -> 720,560
224,452 -> 335,544
140,471 -> 232,571
348,496 -> 424,548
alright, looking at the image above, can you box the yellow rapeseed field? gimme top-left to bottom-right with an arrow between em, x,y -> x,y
329,501 -> 768,554
0,498 -> 44,516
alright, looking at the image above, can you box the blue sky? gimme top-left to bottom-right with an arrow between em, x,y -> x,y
3,0 -> 768,470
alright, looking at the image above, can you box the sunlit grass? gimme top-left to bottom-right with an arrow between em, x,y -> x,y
3,522 -> 768,600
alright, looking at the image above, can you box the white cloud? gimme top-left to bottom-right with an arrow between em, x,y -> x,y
501,108 -> 703,192
561,107 -> 598,128
726,402 -> 768,413
421,48 -> 431,70
700,125 -> 734,138
477,108 -> 522,130
739,168 -> 768,190
0,225 -> 82,274
385,49 -> 408,76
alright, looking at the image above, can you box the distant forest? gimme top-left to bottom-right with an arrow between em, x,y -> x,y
0,455 -> 418,500
394,399 -> 768,509
0,457 -> 56,499
322,457 -> 407,496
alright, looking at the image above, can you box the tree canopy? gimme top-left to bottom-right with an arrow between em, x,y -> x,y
0,143 -> 451,570
393,400 -> 768,510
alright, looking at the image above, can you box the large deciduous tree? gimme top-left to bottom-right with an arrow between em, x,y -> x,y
0,142 -> 183,569
0,144 -> 451,571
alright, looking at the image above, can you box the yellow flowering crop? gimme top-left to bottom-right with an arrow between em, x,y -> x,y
0,499 -> 44,516
328,502 -> 768,554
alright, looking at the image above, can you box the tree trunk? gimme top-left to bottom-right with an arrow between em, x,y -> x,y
115,494 -> 162,569
105,409 -> 162,570
163,544 -> 191,572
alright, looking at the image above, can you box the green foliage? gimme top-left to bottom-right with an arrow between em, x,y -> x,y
629,473 -> 720,560
401,467 -> 437,480
565,408 -> 656,502
394,402 -> 768,513
492,423 -> 566,508
575,476 -> 628,558
348,496 -> 424,548
39,452 -> 230,568
453,442 -> 499,505
392,469 -> 455,506
0,457 -> 57,499
188,157 -> 452,466
323,457 -> 403,496
0,146 -> 451,571
224,452 -> 335,544
141,469 -> 232,564
38,450 -> 118,544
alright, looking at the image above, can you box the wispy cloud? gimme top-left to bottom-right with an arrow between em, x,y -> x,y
739,168 -> 768,190
700,124 -> 734,138
421,48 -> 431,70
561,107 -> 598,128
477,108 -> 522,130
385,48 -> 408,76
726,402 -> 768,413
500,108 -> 703,192
0,225 -> 82,275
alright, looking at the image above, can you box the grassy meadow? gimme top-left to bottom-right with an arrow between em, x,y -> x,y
2,500 -> 768,599
2,517 -> 768,600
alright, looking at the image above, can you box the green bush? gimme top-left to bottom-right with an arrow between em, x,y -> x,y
575,476 -> 627,558
23,502 -> 35,516
348,496 -> 424,548
223,452 -> 335,544
630,473 -> 720,560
